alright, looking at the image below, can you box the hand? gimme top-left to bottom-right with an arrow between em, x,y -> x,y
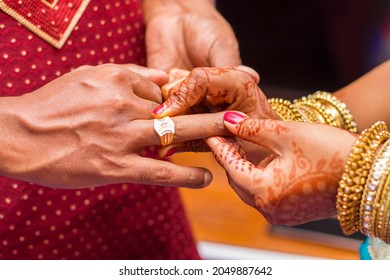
206,111 -> 357,226
152,66 -> 279,161
143,0 -> 241,70
153,66 -> 277,120
0,64 -> 228,189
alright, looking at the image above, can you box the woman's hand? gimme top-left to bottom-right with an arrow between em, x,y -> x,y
206,111 -> 357,226
143,0 -> 241,70
153,66 -> 276,119
0,64 -> 228,189
152,66 -> 279,161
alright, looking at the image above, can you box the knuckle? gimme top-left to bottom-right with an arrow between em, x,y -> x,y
100,64 -> 128,81
189,67 -> 208,85
74,64 -> 92,72
151,167 -> 173,183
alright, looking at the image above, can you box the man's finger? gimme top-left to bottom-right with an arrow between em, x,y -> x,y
132,112 -> 231,147
124,156 -> 213,189
124,64 -> 169,87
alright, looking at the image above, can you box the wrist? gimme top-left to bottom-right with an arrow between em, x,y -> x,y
0,96 -> 27,177
337,121 -> 390,242
143,0 -> 215,23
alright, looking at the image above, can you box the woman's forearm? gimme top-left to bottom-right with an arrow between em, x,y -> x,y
334,59 -> 390,132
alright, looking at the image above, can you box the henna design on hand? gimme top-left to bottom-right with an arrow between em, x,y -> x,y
159,66 -> 278,120
213,118 -> 350,226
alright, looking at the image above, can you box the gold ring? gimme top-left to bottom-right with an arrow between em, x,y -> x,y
153,116 -> 175,146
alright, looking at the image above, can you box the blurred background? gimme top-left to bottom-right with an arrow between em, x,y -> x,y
175,0 -> 390,259
217,0 -> 390,97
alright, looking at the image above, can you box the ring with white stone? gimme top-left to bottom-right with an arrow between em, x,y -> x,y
153,116 -> 175,146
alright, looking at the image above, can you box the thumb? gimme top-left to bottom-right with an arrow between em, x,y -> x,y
223,111 -> 289,154
236,65 -> 260,84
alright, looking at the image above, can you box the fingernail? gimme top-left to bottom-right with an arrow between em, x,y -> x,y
158,144 -> 180,158
223,111 -> 247,124
164,146 -> 179,158
203,171 -> 213,187
152,104 -> 166,116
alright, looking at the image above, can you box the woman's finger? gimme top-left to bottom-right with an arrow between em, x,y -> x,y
205,136 -> 260,193
222,111 -> 291,154
152,66 -> 259,118
157,140 -> 210,158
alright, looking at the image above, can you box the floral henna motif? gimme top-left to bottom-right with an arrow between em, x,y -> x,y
255,148 -> 343,225
236,118 -> 261,137
266,174 -> 338,225
162,66 -> 272,118
236,119 -> 290,140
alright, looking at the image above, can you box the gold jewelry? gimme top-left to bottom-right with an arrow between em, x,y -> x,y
268,98 -> 303,121
377,175 -> 390,241
293,96 -> 339,127
359,139 -> 390,237
381,187 -> 390,242
153,116 -> 175,146
337,121 -> 389,235
309,91 -> 358,133
372,145 -> 390,240
268,92 -> 357,132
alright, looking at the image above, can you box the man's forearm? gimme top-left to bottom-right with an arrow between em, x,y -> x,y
0,96 -> 26,177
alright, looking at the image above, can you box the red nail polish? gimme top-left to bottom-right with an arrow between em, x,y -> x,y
164,147 -> 179,158
224,112 -> 247,124
152,104 -> 165,116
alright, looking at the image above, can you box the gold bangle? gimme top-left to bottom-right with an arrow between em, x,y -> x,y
337,121 -> 389,235
268,98 -> 304,122
373,143 -> 390,239
309,91 -> 358,133
293,96 -> 339,127
376,174 -> 390,243
359,139 -> 390,237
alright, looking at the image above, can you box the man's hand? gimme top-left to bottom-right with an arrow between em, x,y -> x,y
0,64 -> 228,189
143,0 -> 241,70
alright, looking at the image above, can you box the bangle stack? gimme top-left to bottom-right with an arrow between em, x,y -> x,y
309,91 -> 358,133
268,91 -> 390,243
337,121 -> 390,243
268,91 -> 358,132
267,98 -> 303,122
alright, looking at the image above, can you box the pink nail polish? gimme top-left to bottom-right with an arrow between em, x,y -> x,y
224,112 -> 247,124
152,104 -> 165,116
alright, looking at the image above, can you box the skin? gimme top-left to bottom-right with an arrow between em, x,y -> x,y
0,64 -> 229,189
154,66 -> 272,118
334,59 -> 390,131
153,66 -> 278,159
206,113 -> 356,225
0,1 -> 242,190
152,60 -> 390,225
143,0 -> 241,70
